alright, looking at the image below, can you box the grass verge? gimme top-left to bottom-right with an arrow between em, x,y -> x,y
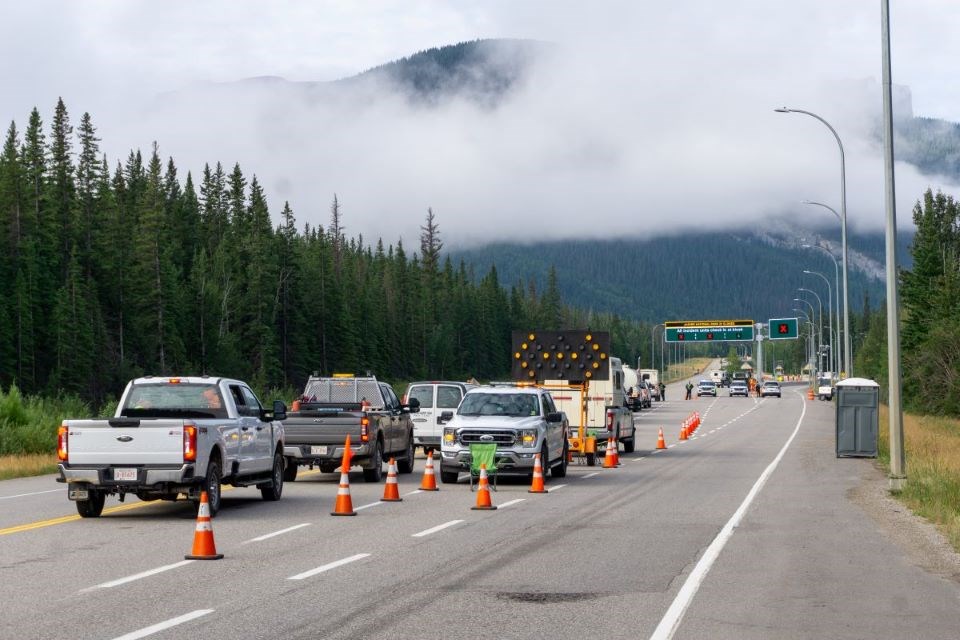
0,454 -> 58,480
878,404 -> 960,552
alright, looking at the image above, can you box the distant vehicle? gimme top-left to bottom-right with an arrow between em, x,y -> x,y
729,380 -> 749,397
404,381 -> 478,453
817,374 -> 834,401
760,381 -> 782,398
710,370 -> 723,386
639,369 -> 661,400
697,380 -> 717,397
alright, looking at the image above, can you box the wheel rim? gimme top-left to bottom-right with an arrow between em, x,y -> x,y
208,469 -> 220,506
274,457 -> 282,488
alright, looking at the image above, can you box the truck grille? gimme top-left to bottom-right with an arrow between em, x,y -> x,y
458,430 -> 517,446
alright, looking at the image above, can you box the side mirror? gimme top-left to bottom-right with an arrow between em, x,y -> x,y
546,411 -> 564,423
271,400 -> 287,422
404,397 -> 421,413
439,410 -> 454,423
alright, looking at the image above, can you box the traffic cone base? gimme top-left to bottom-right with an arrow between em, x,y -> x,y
381,458 -> 402,502
656,427 -> 667,450
679,423 -> 688,440
185,491 -> 223,560
610,437 -> 621,466
528,453 -> 548,494
472,464 -> 497,510
420,450 -> 439,491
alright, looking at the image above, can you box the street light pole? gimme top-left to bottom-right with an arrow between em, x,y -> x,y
798,288 -> 823,370
793,297 -> 818,374
804,270 -> 834,376
802,242 -> 842,375
651,323 -> 664,370
777,107 -> 852,376
793,308 -> 814,381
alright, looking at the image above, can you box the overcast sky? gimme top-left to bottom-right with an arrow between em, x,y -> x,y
2,1 -> 958,247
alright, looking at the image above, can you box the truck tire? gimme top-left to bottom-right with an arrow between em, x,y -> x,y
76,489 -> 105,518
363,441 -> 384,483
283,458 -> 298,482
551,443 -> 568,478
260,452 -> 284,501
201,461 -> 222,517
623,436 -> 636,453
440,468 -> 460,484
396,438 -> 415,474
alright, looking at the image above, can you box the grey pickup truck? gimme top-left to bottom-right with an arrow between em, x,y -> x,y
283,374 -> 420,482
56,376 -> 287,517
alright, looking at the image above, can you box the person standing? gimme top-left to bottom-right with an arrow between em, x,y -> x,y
659,381 -> 666,401
685,381 -> 693,400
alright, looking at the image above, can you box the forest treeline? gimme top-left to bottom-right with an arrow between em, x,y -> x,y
0,101 -> 676,406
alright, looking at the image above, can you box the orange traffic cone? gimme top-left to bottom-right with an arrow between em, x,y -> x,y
331,435 -> 356,516
602,437 -> 617,468
610,436 -> 621,466
679,421 -> 688,440
185,491 -> 223,560
528,453 -> 548,494
656,427 -> 667,450
381,458 -> 402,502
471,464 -> 497,510
420,450 -> 439,491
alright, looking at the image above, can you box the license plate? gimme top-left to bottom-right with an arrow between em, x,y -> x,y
113,468 -> 137,481
310,446 -> 325,455
69,489 -> 89,500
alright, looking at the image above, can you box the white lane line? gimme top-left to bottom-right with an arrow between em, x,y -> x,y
111,609 -> 213,640
498,498 -> 526,509
412,520 -> 465,538
354,501 -> 384,512
244,523 -> 311,543
709,429 -> 716,434
649,395 -> 807,640
82,560 -> 194,592
404,489 -> 423,496
667,444 -> 676,448
548,484 -> 568,492
652,449 -> 662,454
288,553 -> 371,580
0,488 -> 60,500
583,472 -> 600,478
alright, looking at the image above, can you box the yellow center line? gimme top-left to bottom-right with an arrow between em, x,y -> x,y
0,468 -> 324,537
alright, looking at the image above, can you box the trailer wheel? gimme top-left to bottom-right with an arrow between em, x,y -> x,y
76,490 -> 105,518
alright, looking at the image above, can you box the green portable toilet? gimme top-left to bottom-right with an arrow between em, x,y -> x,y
835,378 -> 879,458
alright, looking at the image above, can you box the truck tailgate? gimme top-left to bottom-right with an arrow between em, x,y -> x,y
66,419 -> 186,465
283,415 -> 364,445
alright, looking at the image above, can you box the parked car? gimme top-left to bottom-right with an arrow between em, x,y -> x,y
697,380 -> 717,397
404,381 -> 478,453
760,380 -> 782,398
729,380 -> 749,397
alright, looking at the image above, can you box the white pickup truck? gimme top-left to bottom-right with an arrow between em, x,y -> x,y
56,376 -> 287,517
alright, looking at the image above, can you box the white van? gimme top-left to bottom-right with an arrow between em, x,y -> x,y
403,381 -> 478,453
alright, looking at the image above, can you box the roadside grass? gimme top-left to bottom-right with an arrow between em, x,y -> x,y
0,454 -> 58,480
878,405 -> 960,552
664,358 -> 714,384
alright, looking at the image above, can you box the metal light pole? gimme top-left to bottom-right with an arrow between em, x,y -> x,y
651,323 -> 664,370
804,270 -> 834,376
798,288 -> 823,370
794,297 -> 818,374
793,308 -> 814,381
881,0 -> 905,490
777,108 -> 852,377
802,242 -> 842,375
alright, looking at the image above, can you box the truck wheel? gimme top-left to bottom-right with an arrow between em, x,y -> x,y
201,461 -> 222,517
623,436 -> 636,453
260,453 -> 284,501
397,438 -> 415,474
440,469 -> 460,484
363,441 -> 384,483
76,490 -> 105,518
551,443 -> 568,478
283,458 -> 298,482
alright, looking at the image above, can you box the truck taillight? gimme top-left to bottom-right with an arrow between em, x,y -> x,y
360,416 -> 370,442
606,410 -> 614,431
183,424 -> 197,462
57,424 -> 68,462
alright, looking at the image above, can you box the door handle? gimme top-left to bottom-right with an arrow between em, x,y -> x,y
256,426 -> 265,431
241,426 -> 250,431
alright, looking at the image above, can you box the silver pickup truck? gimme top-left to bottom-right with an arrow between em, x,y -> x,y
56,376 -> 287,517
439,385 -> 568,483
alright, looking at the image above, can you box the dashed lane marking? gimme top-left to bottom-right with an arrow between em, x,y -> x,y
244,523 -> 312,543
82,560 -> 194,592
498,499 -> 526,509
288,553 -> 371,580
412,520 -> 464,538
111,609 -> 214,640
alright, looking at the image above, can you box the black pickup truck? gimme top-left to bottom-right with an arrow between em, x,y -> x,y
282,375 -> 420,482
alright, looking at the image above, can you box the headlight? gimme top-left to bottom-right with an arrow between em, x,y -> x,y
443,428 -> 457,444
520,429 -> 537,447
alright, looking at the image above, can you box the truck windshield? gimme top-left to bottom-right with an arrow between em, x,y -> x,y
458,393 -> 539,417
121,384 -> 228,419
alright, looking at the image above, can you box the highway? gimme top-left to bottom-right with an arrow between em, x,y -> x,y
3,378 -> 960,639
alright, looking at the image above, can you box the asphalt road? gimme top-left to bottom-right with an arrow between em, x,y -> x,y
3,376 -> 960,639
